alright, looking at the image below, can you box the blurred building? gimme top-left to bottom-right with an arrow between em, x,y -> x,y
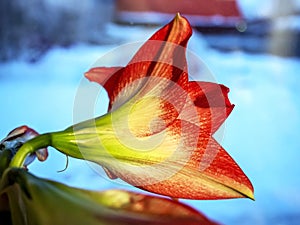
115,0 -> 242,27
1,0 -> 300,62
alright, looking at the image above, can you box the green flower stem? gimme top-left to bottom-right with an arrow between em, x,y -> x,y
9,133 -> 52,168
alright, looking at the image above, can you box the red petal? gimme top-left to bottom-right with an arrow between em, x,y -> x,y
136,121 -> 254,200
85,66 -> 123,110
199,139 -> 254,199
84,67 -> 123,87
179,82 -> 234,135
85,14 -> 192,111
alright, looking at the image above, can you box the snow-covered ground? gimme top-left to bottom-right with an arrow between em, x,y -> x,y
238,0 -> 300,18
1,23 -> 300,225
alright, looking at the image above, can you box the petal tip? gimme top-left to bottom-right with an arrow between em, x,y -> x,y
175,12 -> 181,19
238,182 -> 255,201
84,69 -> 93,81
245,190 -> 255,201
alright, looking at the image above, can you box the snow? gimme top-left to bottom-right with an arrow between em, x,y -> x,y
1,23 -> 300,225
186,51 -> 300,224
238,0 -> 300,18
238,0 -> 275,18
272,15 -> 300,30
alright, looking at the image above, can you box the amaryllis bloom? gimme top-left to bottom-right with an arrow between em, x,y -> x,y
0,152 -> 219,225
10,14 -> 254,200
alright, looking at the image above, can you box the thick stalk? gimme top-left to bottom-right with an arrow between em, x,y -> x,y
9,133 -> 52,168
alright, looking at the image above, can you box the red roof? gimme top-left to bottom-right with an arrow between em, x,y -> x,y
115,0 -> 242,26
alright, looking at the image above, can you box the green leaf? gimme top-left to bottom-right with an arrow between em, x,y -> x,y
0,168 -> 219,225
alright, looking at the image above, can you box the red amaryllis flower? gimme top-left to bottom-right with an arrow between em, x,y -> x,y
83,13 -> 254,200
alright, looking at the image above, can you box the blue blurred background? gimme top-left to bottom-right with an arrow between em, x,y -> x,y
1,0 -> 300,224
